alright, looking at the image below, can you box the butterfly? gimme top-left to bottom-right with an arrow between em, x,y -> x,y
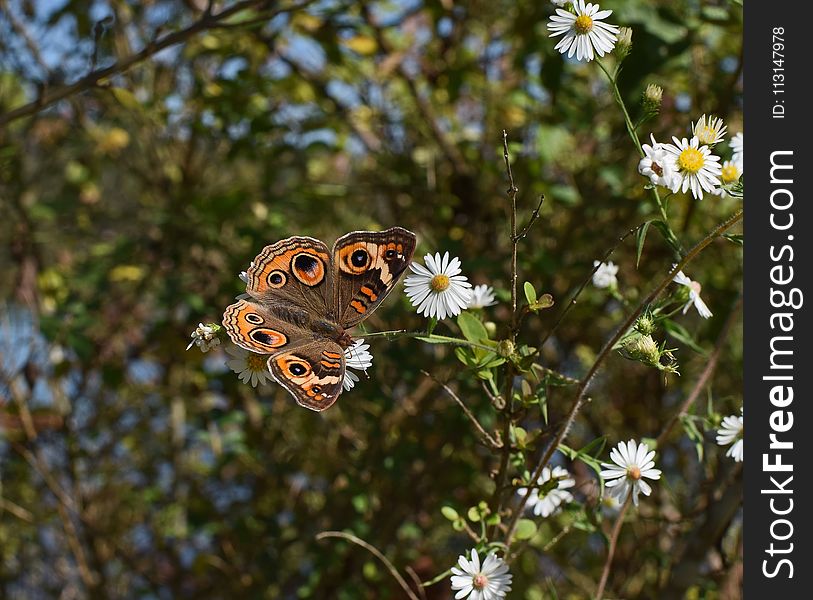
222,227 -> 417,411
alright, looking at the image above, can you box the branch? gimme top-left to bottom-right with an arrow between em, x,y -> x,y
0,0 -> 283,128
656,293 -> 742,447
423,371 -> 502,449
315,531 -> 421,600
595,496 -> 631,600
504,208 -> 743,545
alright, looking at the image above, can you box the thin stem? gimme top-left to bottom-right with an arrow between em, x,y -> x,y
363,330 -> 497,353
539,225 -> 640,350
514,195 -> 545,242
595,496 -> 631,600
656,293 -> 742,447
596,60 -> 682,255
423,371 -> 501,449
504,208 -> 743,546
315,531 -> 420,600
502,130 -> 520,334
421,567 -> 453,588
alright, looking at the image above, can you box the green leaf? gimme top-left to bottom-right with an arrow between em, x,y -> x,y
524,281 -> 537,305
722,233 -> 743,246
110,87 -> 140,110
636,221 -> 651,267
441,506 -> 459,521
530,294 -> 554,311
457,312 -> 489,344
467,507 -> 481,522
514,519 -> 538,540
663,319 -> 708,356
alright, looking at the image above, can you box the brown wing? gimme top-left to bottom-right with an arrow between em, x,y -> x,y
332,227 -> 417,329
268,341 -> 345,411
222,299 -> 311,354
244,236 -> 334,319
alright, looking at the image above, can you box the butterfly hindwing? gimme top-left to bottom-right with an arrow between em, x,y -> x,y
222,299 -> 310,354
267,341 -> 346,411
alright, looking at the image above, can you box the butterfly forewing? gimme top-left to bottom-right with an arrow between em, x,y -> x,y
332,227 -> 417,329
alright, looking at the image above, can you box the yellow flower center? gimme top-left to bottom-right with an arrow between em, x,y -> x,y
627,466 -> 642,480
430,274 -> 450,292
574,14 -> 593,34
247,352 -> 268,372
721,163 -> 740,183
473,574 -> 489,589
677,147 -> 704,174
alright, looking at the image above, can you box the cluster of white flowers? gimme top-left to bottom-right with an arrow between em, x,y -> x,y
404,253 -> 501,319
186,323 -> 221,352
638,119 -> 744,201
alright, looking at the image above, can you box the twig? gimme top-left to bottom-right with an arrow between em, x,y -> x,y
361,5 -> 470,175
539,225 -> 641,350
595,496 -> 631,599
0,0 -> 51,79
656,294 -> 742,447
405,566 -> 428,600
513,195 -> 545,242
0,0 -> 299,128
502,130 -> 520,332
422,371 -> 501,449
315,531 -> 420,600
504,208 -> 743,546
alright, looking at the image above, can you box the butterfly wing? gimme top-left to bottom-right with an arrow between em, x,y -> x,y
244,236 -> 334,319
332,227 -> 417,329
267,341 -> 346,411
222,298 -> 311,354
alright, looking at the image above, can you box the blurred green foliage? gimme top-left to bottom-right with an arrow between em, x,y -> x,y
0,0 -> 742,598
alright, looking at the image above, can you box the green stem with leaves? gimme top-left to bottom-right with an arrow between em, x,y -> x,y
596,60 -> 683,256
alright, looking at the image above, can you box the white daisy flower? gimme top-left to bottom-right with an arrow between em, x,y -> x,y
692,114 -> 727,146
592,260 -> 618,289
672,268 -> 713,319
450,549 -> 512,600
716,408 -> 743,462
186,322 -> 221,352
518,466 -> 576,518
719,160 -> 742,184
730,132 -> 743,169
467,284 -> 498,309
663,136 -> 722,200
601,439 -> 662,507
343,339 -> 373,391
404,252 -> 472,320
638,134 -> 677,189
225,344 -> 274,388
547,0 -> 620,63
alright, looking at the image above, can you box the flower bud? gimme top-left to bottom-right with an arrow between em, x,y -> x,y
642,84 -> 663,115
615,27 -> 633,61
498,340 -> 516,358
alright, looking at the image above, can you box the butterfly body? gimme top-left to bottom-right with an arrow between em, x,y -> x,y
222,227 -> 417,411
